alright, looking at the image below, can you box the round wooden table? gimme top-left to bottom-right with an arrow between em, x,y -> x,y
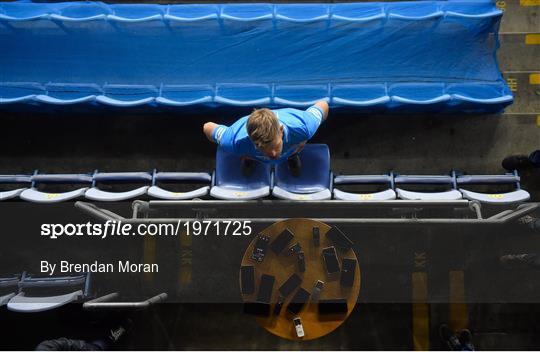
240,218 -> 361,340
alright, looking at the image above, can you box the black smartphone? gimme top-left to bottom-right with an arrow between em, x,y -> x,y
318,298 -> 348,315
297,251 -> 306,273
251,234 -> 270,262
286,287 -> 310,314
270,228 -> 294,254
326,226 -> 354,251
322,246 -> 340,275
278,273 -> 302,298
257,274 -> 275,304
273,295 -> 285,315
289,242 -> 302,255
312,227 -> 320,247
240,265 -> 255,294
340,258 -> 356,287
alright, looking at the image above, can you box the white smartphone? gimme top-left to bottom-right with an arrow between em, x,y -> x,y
293,317 -> 305,338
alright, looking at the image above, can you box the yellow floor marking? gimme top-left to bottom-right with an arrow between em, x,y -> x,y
180,231 -> 192,285
449,271 -> 468,332
412,272 -> 429,351
525,34 -> 540,45
143,235 -> 156,284
530,73 -> 540,85
520,0 -> 540,6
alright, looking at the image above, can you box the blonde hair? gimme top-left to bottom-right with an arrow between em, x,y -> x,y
247,108 -> 279,149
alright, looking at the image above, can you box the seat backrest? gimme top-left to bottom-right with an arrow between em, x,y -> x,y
214,148 -> 271,189
31,174 -> 93,185
456,174 -> 520,186
334,174 -> 393,186
153,172 -> 211,184
275,144 -> 330,193
0,175 -> 32,184
394,174 -> 456,187
92,172 -> 153,185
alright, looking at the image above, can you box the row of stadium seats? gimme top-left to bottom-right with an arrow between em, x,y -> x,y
0,272 -> 91,313
0,82 -> 512,109
0,144 -> 530,205
0,2 -> 501,23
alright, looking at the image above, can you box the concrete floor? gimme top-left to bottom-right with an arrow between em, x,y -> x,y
0,0 -> 539,350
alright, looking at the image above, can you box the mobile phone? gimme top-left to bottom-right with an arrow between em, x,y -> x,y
289,242 -> 302,255
293,317 -> 305,338
326,226 -> 354,251
287,288 -> 310,314
273,295 -> 285,315
251,234 -> 270,262
279,273 -> 302,298
318,298 -> 348,315
340,258 -> 357,287
311,280 -> 324,302
322,246 -> 340,275
240,265 -> 255,294
312,227 -> 320,247
297,251 -> 306,273
270,228 -> 294,254
257,274 -> 275,304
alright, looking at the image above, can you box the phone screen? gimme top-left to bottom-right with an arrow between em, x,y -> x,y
240,265 -> 255,294
270,228 -> 294,254
279,273 -> 302,297
257,274 -> 275,304
323,247 -> 340,274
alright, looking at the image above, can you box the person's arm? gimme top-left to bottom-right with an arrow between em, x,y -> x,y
203,122 -> 227,145
299,100 -> 329,140
314,100 -> 329,121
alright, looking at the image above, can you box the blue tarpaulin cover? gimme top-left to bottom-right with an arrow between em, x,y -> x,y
0,1 -> 512,113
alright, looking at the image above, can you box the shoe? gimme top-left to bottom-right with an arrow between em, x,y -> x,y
500,253 -> 540,268
518,215 -> 535,225
241,158 -> 256,177
439,324 -> 461,351
502,155 -> 532,171
108,318 -> 132,344
458,329 -> 475,351
287,154 -> 302,177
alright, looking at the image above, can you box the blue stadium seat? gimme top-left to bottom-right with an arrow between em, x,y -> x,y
274,85 -> 329,108
215,84 -> 271,106
20,173 -> 93,203
0,175 -> 31,201
395,173 -> 462,200
148,171 -> 212,200
331,83 -> 389,107
333,174 -> 396,201
108,4 -> 163,22
96,85 -> 157,107
0,276 -> 19,307
221,3 -> 274,21
35,83 -> 101,105
85,172 -> 152,201
0,82 -> 45,104
457,172 -> 530,204
210,149 -> 272,200
156,85 -> 213,106
164,4 -> 218,22
390,83 -> 450,106
7,272 -> 90,313
272,144 -> 331,200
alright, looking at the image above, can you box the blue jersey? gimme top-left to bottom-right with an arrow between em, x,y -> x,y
212,105 -> 324,164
